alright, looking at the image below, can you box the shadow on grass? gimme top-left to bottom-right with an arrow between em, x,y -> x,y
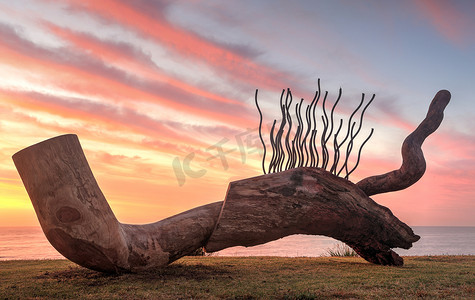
324,258 -> 370,266
35,262 -> 232,282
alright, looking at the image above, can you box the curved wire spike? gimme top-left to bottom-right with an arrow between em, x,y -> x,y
304,89 -> 319,167
307,90 -> 318,167
268,120 -> 277,173
322,88 -> 342,170
256,80 -> 374,178
308,127 -> 317,167
320,92 -> 329,169
322,92 -> 331,169
290,137 -> 297,168
340,94 -> 375,177
311,130 -> 319,167
320,115 -> 328,169
312,80 -> 322,167
302,104 -> 312,167
293,103 -> 301,169
337,94 -> 365,149
275,90 -> 287,172
281,93 -> 292,171
346,128 -> 374,179
346,120 -> 358,162
351,93 -> 375,139
299,99 -> 306,167
337,122 -> 357,177
344,121 -> 359,176
324,88 -> 342,145
286,89 -> 293,110
255,89 -> 267,174
330,119 -> 344,174
284,89 -> 293,171
295,99 -> 304,167
309,132 -> 315,167
312,91 -> 320,168
294,124 -> 301,168
335,94 -> 367,176
277,129 -> 285,172
274,91 -> 284,172
309,111 -> 316,168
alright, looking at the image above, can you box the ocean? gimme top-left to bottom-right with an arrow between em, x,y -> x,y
0,226 -> 474,260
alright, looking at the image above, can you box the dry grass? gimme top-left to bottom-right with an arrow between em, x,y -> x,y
324,243 -> 359,257
0,256 -> 474,299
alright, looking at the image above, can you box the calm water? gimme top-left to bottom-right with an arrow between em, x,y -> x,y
0,226 -> 474,260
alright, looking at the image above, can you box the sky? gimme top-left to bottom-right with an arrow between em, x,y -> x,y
0,0 -> 474,227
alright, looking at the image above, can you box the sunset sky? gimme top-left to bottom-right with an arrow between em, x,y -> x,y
0,0 -> 474,227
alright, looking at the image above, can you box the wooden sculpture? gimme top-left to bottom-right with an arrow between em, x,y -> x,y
12,88 -> 450,273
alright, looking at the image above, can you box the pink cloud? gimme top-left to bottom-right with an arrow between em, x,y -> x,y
0,22 -> 255,127
1,87 -> 260,164
62,0 -> 296,90
44,22 -> 245,107
415,0 -> 475,46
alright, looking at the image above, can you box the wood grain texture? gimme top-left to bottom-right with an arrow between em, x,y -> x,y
13,134 -> 221,273
206,167 -> 419,266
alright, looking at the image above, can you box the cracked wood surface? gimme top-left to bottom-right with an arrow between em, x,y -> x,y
206,167 -> 419,266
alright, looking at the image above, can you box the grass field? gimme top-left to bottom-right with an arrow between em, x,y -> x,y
0,256 -> 474,299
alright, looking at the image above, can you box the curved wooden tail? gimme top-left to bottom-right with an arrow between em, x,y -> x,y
356,90 -> 451,196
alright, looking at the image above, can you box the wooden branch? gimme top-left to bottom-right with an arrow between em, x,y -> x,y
15,87 -> 450,273
206,167 -> 419,266
13,134 -> 420,272
13,134 -> 221,273
356,90 -> 451,196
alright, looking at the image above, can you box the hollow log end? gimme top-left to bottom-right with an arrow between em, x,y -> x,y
12,134 -> 131,273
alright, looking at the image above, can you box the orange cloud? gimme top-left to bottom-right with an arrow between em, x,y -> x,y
0,89 -> 223,156
0,23 -> 254,128
1,88 -> 262,176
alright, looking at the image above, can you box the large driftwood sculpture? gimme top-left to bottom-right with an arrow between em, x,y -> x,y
13,89 -> 450,273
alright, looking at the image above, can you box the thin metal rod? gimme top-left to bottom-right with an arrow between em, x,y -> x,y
323,88 -> 342,169
284,89 -> 293,171
308,91 -> 318,167
346,128 -> 374,179
339,93 -> 375,178
290,137 -> 297,168
255,89 -> 267,174
255,80 -> 374,179
268,120 -> 277,173
302,104 -> 312,166
275,90 -> 287,172
312,80 -> 321,167
351,94 -> 375,139
330,119 -> 343,174
295,99 -> 304,167
337,122 -> 356,177
320,91 -> 329,169
337,94 -> 364,149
